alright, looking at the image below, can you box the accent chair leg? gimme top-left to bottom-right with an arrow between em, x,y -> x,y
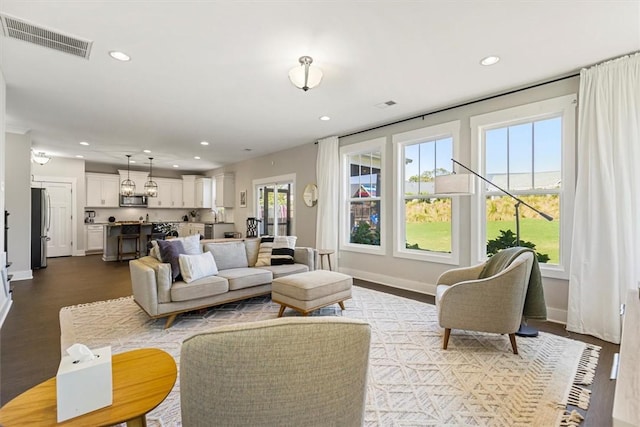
277,305 -> 286,318
509,333 -> 518,354
443,328 -> 451,350
164,314 -> 178,329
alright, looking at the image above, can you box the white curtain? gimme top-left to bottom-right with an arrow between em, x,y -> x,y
315,136 -> 340,265
567,53 -> 640,344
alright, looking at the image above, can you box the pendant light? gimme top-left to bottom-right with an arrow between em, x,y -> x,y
120,154 -> 136,196
145,157 -> 158,197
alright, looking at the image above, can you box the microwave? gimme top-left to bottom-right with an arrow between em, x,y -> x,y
120,194 -> 148,207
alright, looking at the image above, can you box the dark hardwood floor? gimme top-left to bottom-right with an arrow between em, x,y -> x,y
1,255 -> 619,426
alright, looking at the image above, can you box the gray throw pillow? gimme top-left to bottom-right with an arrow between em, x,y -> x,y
204,242 -> 248,270
157,239 -> 186,282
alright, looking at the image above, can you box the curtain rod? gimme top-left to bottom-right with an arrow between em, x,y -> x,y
337,72 -> 579,140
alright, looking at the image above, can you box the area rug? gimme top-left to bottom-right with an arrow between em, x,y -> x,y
59,286 -> 599,426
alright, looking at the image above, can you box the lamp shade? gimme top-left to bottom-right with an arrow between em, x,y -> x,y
31,151 -> 51,165
288,56 -> 323,91
434,174 -> 475,196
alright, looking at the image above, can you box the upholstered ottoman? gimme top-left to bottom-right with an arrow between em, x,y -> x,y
271,270 -> 353,317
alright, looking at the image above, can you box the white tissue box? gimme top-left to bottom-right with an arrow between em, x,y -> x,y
56,346 -> 113,422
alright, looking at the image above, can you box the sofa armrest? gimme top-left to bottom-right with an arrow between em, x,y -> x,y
294,247 -> 317,270
130,256 -> 173,311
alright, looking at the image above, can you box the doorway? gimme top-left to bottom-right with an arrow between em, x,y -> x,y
38,182 -> 73,257
253,174 -> 295,237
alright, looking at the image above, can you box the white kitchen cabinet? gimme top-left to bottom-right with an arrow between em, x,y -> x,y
182,175 -> 197,208
148,178 -> 184,208
86,224 -> 104,252
86,173 -> 120,207
195,177 -> 212,209
214,173 -> 235,208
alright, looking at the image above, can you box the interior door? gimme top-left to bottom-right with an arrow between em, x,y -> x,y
42,182 -> 73,257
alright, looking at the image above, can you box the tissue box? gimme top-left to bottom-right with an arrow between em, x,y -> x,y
56,346 -> 113,422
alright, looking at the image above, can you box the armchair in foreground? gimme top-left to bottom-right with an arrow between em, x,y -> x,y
180,317 -> 371,427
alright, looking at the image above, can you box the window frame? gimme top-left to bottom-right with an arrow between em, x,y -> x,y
470,94 -> 577,279
392,120 -> 462,265
340,137 -> 387,255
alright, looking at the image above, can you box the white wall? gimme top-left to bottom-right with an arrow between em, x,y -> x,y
209,142 -> 318,248
338,77 -> 580,324
0,68 -> 12,330
5,132 -> 31,279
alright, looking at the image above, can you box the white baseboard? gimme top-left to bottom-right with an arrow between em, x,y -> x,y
338,267 -> 437,297
0,298 -> 12,329
8,270 -> 33,281
339,266 -> 568,325
74,250 -> 86,256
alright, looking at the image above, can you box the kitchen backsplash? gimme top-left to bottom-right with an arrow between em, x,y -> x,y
86,207 -> 234,224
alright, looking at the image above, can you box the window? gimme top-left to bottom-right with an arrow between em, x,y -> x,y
471,94 -> 576,278
340,138 -> 385,254
253,174 -> 295,237
393,121 -> 461,264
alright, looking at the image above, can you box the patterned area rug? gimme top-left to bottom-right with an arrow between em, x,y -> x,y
59,286 -> 598,426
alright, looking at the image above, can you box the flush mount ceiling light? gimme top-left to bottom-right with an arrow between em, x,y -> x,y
480,55 -> 500,66
145,157 -> 158,197
109,50 -> 130,61
288,56 -> 323,91
31,151 -> 51,165
120,154 -> 136,196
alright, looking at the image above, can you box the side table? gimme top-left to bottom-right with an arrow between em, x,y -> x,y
0,348 -> 176,426
318,249 -> 335,271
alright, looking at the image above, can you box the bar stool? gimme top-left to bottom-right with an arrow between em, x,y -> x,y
318,249 -> 335,271
118,224 -> 141,261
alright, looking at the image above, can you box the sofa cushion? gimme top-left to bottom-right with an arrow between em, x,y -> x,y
179,252 -> 218,283
204,241 -> 249,270
170,275 -> 229,302
259,263 -> 309,279
157,239 -> 186,282
216,268 -> 273,291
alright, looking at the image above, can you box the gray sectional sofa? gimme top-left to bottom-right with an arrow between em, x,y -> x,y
129,238 -> 316,328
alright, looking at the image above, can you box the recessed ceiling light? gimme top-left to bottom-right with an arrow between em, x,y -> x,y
143,149 -> 151,153
75,155 -> 84,158
480,55 -> 500,66
172,164 -> 179,168
109,51 -> 131,62
200,141 -> 209,146
130,160 -> 136,163
319,116 -> 331,121
79,141 -> 89,146
194,156 -> 201,160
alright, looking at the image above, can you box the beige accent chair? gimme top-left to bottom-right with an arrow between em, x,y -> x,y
435,251 -> 534,354
180,317 -> 371,427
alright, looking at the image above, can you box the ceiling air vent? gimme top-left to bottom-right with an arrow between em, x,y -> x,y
0,13 -> 92,59
375,100 -> 398,109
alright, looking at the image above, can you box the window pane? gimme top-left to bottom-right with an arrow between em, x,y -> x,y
405,144 -> 420,197
485,194 -> 559,264
349,201 -> 380,246
485,128 -> 507,191
508,123 -> 533,190
534,117 -> 562,189
435,137 -> 453,176
405,197 -> 451,253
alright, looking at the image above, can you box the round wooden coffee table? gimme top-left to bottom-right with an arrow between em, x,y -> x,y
0,348 -> 176,426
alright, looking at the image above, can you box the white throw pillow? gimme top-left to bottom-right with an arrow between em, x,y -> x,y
178,252 -> 218,283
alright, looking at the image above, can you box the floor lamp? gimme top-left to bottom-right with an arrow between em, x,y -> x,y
435,158 -> 553,337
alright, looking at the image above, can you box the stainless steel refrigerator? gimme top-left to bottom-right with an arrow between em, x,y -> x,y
31,188 -> 50,269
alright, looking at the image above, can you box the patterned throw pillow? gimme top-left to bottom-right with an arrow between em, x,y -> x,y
271,236 -> 297,265
254,237 -> 274,267
179,252 -> 218,283
157,239 -> 186,282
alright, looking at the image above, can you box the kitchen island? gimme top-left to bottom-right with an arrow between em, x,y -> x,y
102,222 -> 153,262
